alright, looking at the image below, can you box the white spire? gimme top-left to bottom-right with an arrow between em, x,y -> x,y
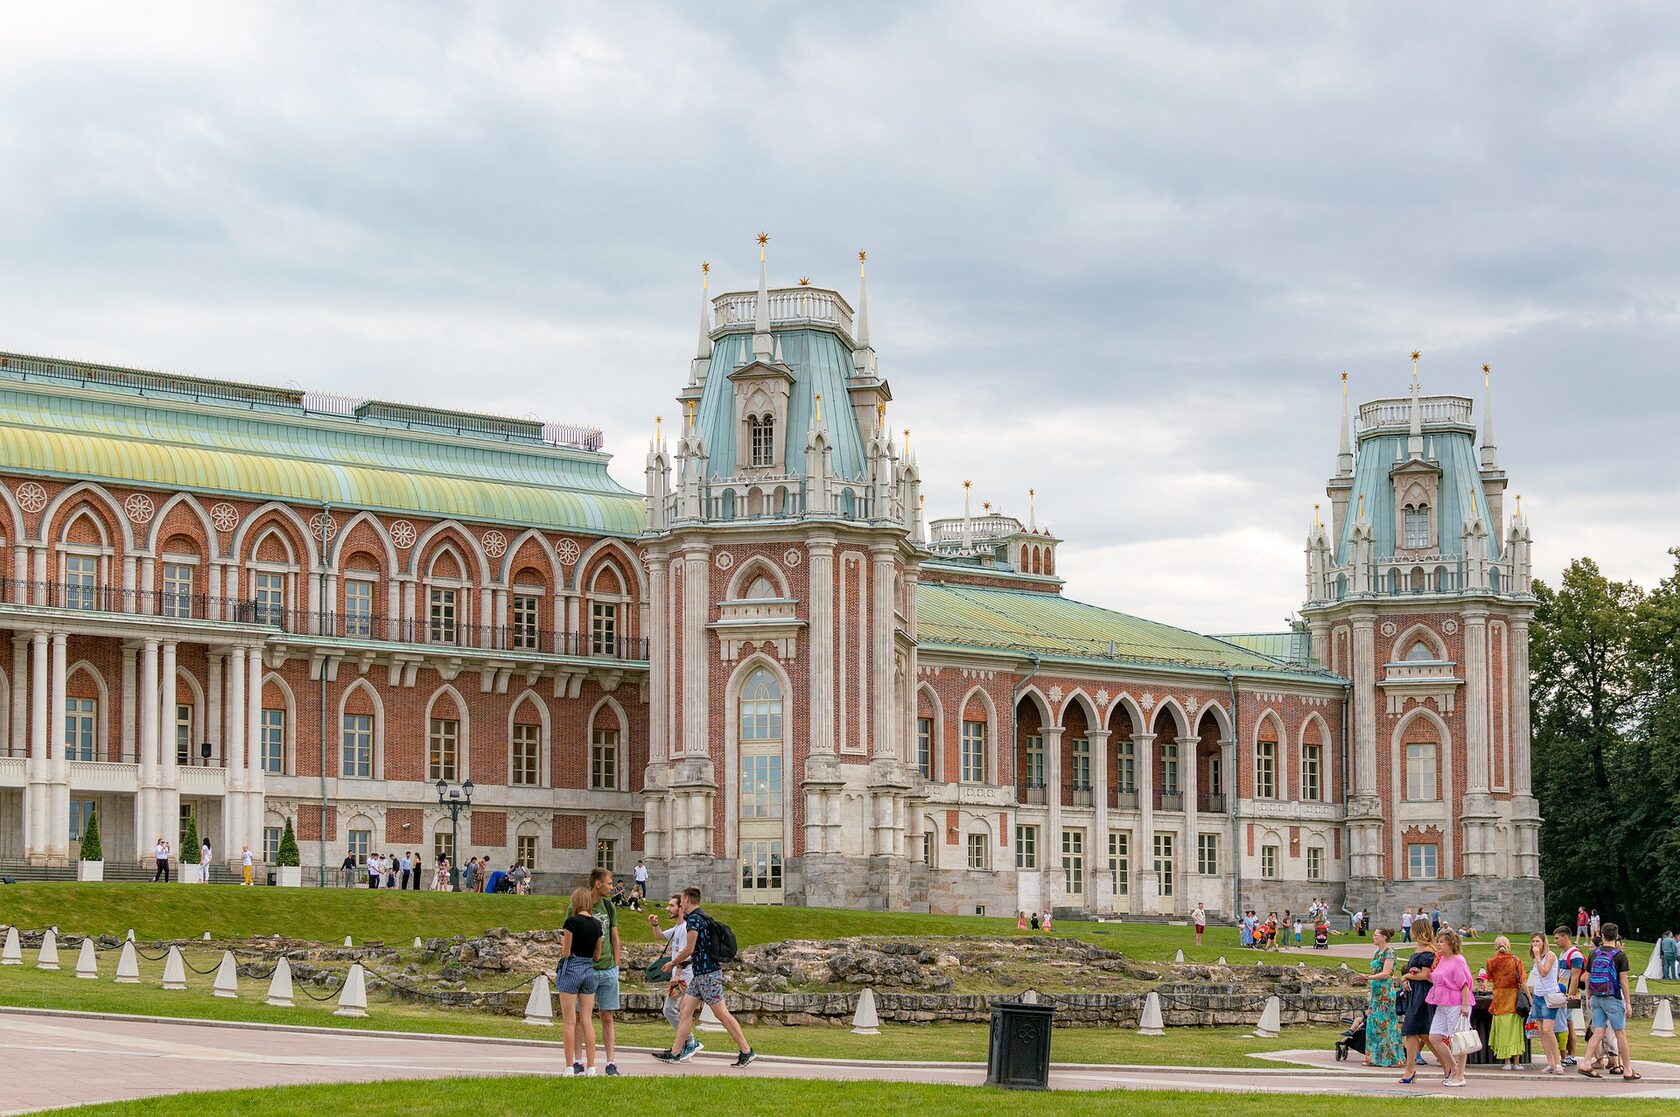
695,263 -> 713,360
752,233 -> 774,363
1406,350 -> 1423,459
1479,362 -> 1498,469
852,250 -> 877,377
1337,372 -> 1353,476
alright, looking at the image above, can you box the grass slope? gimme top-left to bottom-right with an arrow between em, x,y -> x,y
37,1077 -> 1680,1117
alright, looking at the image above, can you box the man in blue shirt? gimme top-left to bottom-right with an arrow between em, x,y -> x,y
653,887 -> 756,1067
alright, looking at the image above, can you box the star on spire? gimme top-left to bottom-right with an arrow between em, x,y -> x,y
756,232 -> 769,246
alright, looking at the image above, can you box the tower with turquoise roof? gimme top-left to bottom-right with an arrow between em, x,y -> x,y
641,237 -> 925,908
1302,356 -> 1542,929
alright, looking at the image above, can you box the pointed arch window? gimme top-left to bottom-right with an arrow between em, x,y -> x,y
739,669 -> 783,819
1403,503 -> 1431,549
749,413 -> 775,468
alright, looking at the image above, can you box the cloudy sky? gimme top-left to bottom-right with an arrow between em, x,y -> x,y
2,3 -> 1674,632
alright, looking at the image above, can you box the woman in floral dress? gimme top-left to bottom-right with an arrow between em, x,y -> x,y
1357,927 -> 1405,1066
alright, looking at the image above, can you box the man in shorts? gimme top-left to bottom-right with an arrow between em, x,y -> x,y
1584,922 -> 1636,1080
654,887 -> 756,1067
1193,903 -> 1206,947
574,868 -> 624,1076
1554,926 -> 1585,1065
650,893 -> 700,1060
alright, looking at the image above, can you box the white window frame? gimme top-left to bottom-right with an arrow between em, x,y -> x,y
161,560 -> 195,619
64,696 -> 97,762
1261,843 -> 1279,880
1015,824 -> 1038,870
253,569 -> 286,624
511,591 -> 542,651
1153,832 -> 1174,898
1407,842 -> 1439,880
591,727 -> 620,791
1109,832 -> 1129,896
1062,828 -> 1085,896
510,722 -> 540,787
1405,741 -> 1439,802
428,717 -> 458,783
343,577 -> 375,638
1197,832 -> 1220,876
1307,845 -> 1325,881
966,831 -> 989,870
261,708 -> 286,774
64,553 -> 100,610
961,719 -> 987,783
341,713 -> 374,779
1256,740 -> 1278,799
1302,743 -> 1322,802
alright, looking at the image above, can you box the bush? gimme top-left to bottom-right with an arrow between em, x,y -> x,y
276,817 -> 301,867
180,814 -> 200,864
80,809 -> 103,861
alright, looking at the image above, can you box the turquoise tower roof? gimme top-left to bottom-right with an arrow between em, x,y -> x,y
693,326 -> 869,482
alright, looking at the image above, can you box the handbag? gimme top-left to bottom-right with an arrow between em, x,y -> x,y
1545,991 -> 1568,1009
644,950 -> 672,983
1516,987 -> 1532,1015
1449,1023 -> 1483,1057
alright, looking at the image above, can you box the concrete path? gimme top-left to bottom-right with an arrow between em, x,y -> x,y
2,1008 -> 1678,1113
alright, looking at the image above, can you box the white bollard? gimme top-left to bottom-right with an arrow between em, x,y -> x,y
37,929 -> 60,971
1217,956 -> 1227,966
523,974 -> 553,1026
2,927 -> 22,965
75,939 -> 98,979
162,946 -> 187,990
1652,998 -> 1675,1039
334,963 -> 368,1017
1643,945 -> 1664,980
212,950 -> 239,998
850,987 -> 881,1035
266,957 -> 295,1007
114,941 -> 140,984
203,932 -> 212,941
1253,995 -> 1282,1039
1174,949 -> 1185,963
414,936 -> 423,949
344,936 -> 354,948
1571,1005 -> 1586,1034
1636,974 -> 1649,995
1137,990 -> 1165,1036
699,1002 -> 725,1033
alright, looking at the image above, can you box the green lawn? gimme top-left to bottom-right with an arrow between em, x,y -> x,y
36,1078 -> 1680,1117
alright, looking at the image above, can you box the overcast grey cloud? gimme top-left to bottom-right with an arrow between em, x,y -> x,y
2,2 -> 1675,631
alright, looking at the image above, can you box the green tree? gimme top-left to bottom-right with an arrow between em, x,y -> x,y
79,808 -> 103,862
276,817 -> 301,867
180,814 -> 200,864
1530,558 -> 1642,928
1627,548 -> 1680,934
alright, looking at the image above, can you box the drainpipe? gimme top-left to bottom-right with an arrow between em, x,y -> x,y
1338,678 -> 1353,929
1224,671 -> 1240,921
318,502 -> 331,885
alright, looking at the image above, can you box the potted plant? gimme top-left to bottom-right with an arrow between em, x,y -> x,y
77,808 -> 104,882
179,814 -> 202,884
275,817 -> 302,887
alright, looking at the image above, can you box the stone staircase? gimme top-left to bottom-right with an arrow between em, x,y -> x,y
0,860 -> 247,885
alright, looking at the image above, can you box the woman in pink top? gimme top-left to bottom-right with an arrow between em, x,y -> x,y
1422,928 -> 1475,1088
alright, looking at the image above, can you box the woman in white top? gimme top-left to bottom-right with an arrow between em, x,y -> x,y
200,840 -> 213,882
241,844 -> 254,886
1528,932 -> 1563,1074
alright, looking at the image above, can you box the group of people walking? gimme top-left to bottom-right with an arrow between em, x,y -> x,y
550,870 -> 756,1076
1357,919 -> 1642,1085
149,837 -> 256,884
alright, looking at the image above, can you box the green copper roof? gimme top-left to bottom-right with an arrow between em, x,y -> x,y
1336,427 -> 1499,565
694,329 -> 867,481
916,581 -> 1337,680
1214,632 -> 1296,659
0,372 -> 645,535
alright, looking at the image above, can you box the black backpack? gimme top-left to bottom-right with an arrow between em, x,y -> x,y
704,915 -> 739,964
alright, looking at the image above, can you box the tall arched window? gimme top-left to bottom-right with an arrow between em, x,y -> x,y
749,414 -> 775,467
738,667 -> 784,902
1403,503 -> 1430,549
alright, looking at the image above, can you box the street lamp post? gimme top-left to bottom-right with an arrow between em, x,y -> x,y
434,778 -> 474,891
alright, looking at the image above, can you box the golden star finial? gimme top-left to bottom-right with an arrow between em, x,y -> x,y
798,277 -> 811,286
858,250 -> 867,263
982,501 -> 992,512
1481,363 -> 1490,374
1410,350 -> 1421,362
756,232 -> 769,247
701,260 -> 710,274
963,480 -> 971,489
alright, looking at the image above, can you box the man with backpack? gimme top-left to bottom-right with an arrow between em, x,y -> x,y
1582,922 -> 1638,1081
654,886 -> 756,1068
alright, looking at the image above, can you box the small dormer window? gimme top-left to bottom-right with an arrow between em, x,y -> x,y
749,414 -> 775,467
1403,503 -> 1430,549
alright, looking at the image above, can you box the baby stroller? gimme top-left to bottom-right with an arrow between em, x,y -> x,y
1314,925 -> 1330,949
1334,1013 -> 1367,1061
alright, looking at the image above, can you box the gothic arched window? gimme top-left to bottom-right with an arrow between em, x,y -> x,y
1403,503 -> 1431,549
749,414 -> 775,468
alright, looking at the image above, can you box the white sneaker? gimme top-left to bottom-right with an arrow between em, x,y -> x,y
585,1066 -> 599,1077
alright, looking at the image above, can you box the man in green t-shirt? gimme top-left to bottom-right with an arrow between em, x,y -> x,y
570,867 -> 622,1075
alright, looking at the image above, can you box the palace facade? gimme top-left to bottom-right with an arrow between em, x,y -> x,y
0,249 -> 1543,927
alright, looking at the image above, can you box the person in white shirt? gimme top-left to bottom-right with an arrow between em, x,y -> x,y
1193,902 -> 1207,946
1401,909 -> 1414,943
649,894 -> 700,1060
241,844 -> 254,886
399,852 -> 413,890
153,838 -> 171,883
200,839 -> 213,882
633,860 -> 649,900
367,852 -> 382,888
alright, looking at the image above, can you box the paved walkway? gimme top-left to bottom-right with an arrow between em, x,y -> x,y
1,1008 -> 1678,1113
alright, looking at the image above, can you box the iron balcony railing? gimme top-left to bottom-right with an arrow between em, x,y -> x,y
0,580 -> 649,662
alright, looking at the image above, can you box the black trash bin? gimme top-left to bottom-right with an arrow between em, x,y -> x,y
986,999 -> 1055,1090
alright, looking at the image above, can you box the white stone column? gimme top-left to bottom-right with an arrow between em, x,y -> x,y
136,638 -> 159,860
807,538 -> 835,755
207,653 -> 223,771
1351,617 -> 1377,797
158,641 -> 179,852
1087,728 -> 1112,912
9,637 -> 24,760
1510,618 -> 1532,797
120,645 -> 137,764
1134,732 -> 1158,912
680,545 -> 710,757
476,587 -> 492,648
26,633 -> 47,858
47,633 -> 69,861
1461,607 -> 1495,878
138,559 -> 155,614
245,645 -> 264,857
870,546 -> 895,759
647,557 -> 669,763
1179,734 -> 1201,914
1042,725 -> 1064,911
225,646 -> 247,860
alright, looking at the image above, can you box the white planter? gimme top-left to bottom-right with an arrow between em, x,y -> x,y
77,861 -> 104,882
276,866 -> 302,888
178,863 -> 204,884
